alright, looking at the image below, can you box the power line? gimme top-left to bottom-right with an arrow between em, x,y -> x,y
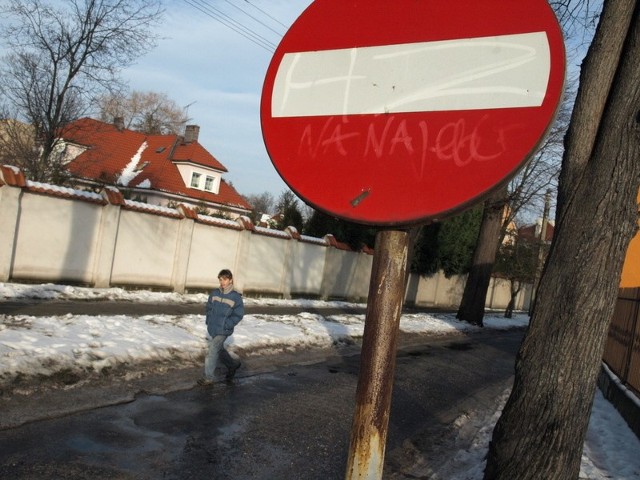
183,0 -> 278,52
222,0 -> 286,37
184,0 -> 277,51
242,0 -> 289,30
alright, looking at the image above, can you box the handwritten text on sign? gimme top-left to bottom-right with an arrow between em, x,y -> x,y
296,113 -> 521,177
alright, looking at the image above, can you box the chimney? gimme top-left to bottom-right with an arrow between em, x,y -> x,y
113,117 -> 125,130
184,125 -> 200,143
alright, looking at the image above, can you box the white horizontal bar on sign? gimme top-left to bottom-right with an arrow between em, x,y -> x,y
271,32 -> 551,118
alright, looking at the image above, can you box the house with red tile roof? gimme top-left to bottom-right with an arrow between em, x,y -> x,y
57,117 -> 252,217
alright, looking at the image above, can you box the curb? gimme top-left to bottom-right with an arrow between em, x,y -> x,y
598,363 -> 640,440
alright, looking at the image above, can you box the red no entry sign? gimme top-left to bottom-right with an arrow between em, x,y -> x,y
261,0 -> 565,225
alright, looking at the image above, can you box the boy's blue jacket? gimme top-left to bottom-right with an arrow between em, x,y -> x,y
205,288 -> 244,337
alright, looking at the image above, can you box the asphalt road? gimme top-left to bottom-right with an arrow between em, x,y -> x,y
0,300 -> 366,317
0,300 -> 454,317
0,329 -> 524,480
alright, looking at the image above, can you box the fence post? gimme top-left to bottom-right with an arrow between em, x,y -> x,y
0,167 -> 26,282
320,234 -> 339,300
170,205 -> 197,294
0,185 -> 23,282
281,227 -> 300,299
92,188 -> 124,288
233,217 -> 254,293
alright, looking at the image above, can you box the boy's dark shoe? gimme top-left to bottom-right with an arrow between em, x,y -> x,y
197,377 -> 214,386
225,362 -> 241,381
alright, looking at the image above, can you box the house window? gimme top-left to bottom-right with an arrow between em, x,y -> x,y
190,172 -> 201,188
204,176 -> 215,192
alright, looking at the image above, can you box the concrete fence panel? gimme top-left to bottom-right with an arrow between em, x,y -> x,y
321,248 -> 372,301
110,208 -> 181,288
487,277 -> 530,311
243,231 -> 291,295
347,251 -> 374,300
0,170 -> 531,311
405,271 -> 467,307
12,193 -> 103,284
487,277 -> 509,309
185,219 -> 243,290
405,273 -> 438,306
434,271 -> 467,307
290,240 -> 326,297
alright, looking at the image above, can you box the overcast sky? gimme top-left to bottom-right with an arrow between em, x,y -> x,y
121,0 -> 313,199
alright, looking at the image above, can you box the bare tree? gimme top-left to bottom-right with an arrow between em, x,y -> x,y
455,1 -> 588,326
0,0 -> 163,183
485,1 -> 640,477
97,90 -> 189,135
243,191 -> 276,225
505,83 -> 574,225
456,97 -> 572,326
275,189 -> 304,232
494,237 -> 538,318
0,108 -> 39,172
427,50 -> 574,326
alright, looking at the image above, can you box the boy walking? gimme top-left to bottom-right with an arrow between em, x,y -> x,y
198,269 -> 244,385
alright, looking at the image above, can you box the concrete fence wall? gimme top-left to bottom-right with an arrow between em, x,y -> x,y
0,165 -> 530,310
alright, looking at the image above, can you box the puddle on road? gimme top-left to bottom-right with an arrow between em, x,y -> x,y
66,434 -> 115,455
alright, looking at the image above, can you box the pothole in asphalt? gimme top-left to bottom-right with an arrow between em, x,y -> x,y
407,351 -> 428,357
446,342 -> 473,351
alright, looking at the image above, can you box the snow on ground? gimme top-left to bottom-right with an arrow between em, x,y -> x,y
1,282 -> 639,479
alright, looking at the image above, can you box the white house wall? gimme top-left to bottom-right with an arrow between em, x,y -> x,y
0,170 -> 531,310
175,164 -> 221,194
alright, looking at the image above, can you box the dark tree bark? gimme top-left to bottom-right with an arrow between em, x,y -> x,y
484,1 -> 640,479
505,280 -> 521,319
456,186 -> 508,326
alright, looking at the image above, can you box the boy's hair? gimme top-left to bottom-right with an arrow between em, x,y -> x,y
218,269 -> 233,280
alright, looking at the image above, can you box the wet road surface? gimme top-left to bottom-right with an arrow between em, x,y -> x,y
0,330 -> 523,479
0,300 -> 454,317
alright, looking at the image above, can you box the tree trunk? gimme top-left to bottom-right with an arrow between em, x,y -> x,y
484,2 -> 640,479
456,186 -> 508,326
505,280 -> 520,319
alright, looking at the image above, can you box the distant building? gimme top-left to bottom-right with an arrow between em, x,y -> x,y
57,117 -> 252,218
620,191 -> 640,288
501,206 -> 518,246
517,218 -> 555,244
